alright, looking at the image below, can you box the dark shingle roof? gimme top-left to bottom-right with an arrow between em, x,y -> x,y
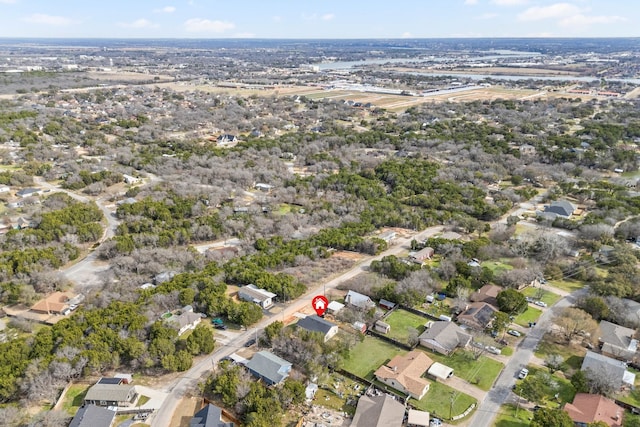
190,403 -> 234,427
69,404 -> 116,427
296,315 -> 337,335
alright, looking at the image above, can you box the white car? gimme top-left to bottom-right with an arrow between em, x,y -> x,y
430,418 -> 443,427
486,346 -> 501,355
534,301 -> 547,307
518,368 -> 529,379
507,329 -> 521,337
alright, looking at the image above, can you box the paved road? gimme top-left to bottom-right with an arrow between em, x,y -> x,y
149,226 -> 444,427
467,287 -> 588,427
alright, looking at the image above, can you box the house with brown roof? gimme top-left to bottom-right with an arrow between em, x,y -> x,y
457,302 -> 498,330
30,291 -> 74,315
564,393 -> 624,427
470,284 -> 501,308
374,350 -> 433,399
351,394 -> 405,427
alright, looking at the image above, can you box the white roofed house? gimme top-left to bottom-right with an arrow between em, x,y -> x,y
345,290 -> 375,310
238,284 -> 277,309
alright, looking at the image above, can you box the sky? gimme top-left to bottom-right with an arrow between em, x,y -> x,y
0,0 -> 637,39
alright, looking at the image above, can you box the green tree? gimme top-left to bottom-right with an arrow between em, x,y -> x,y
577,295 -> 610,320
530,408 -> 573,427
263,321 -> 283,346
496,289 -> 528,314
491,311 -> 511,337
571,370 -> 590,393
186,324 -> 215,355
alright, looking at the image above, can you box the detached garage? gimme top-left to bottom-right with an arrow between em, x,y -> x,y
427,362 -> 454,381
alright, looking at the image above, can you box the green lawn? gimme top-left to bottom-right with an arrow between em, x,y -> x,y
514,307 -> 542,328
548,278 -> 583,293
315,372 -> 360,415
494,404 -> 533,427
481,261 -> 513,275
521,287 -> 561,306
411,381 -> 476,422
501,346 -> 514,357
516,366 -> 576,408
61,384 -> 90,416
423,349 -> 504,391
383,309 -> 429,343
534,333 -> 585,373
343,336 -> 404,379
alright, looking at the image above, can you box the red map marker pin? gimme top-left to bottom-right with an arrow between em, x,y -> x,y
312,295 -> 329,317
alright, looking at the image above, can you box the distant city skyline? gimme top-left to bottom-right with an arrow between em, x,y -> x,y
0,0 -> 637,39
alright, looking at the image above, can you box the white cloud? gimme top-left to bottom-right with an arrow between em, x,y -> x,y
272,15 -> 282,22
401,32 -> 412,38
559,14 -> 626,27
154,6 -> 176,13
464,0 -> 478,5
491,0 -> 528,5
518,3 -> 581,20
475,13 -> 499,19
118,18 -> 159,29
321,13 -> 335,21
184,18 -> 235,33
0,0 -> 17,4
23,13 -> 72,26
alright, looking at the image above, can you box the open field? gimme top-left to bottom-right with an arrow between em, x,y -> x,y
424,349 -> 504,391
383,309 -> 428,343
521,287 -> 562,306
343,336 -> 404,379
391,65 -> 581,77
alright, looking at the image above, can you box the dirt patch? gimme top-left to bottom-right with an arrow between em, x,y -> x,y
281,256 -> 356,287
169,397 -> 200,427
333,251 -> 364,261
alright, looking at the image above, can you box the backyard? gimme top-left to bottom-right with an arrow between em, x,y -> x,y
382,309 -> 429,343
60,383 -> 90,416
425,349 -> 504,391
410,381 -> 477,422
343,336 -> 404,379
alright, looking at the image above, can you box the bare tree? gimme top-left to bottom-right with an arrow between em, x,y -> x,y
554,307 -> 599,343
544,354 -> 564,373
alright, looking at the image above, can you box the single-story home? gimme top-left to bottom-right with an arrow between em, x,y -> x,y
564,393 -> 623,427
379,299 -> 396,310
296,315 -> 339,342
374,350 -> 433,400
189,403 -> 234,427
409,247 -> 435,264
245,351 -> 292,386
539,200 -> 575,219
30,291 -> 75,315
470,284 -> 502,308
69,404 -> 116,427
419,321 -> 471,356
171,309 -> 202,336
351,394 -> 405,427
345,290 -> 376,310
598,320 -> 637,361
238,284 -> 277,309
457,302 -> 498,330
84,384 -> 138,407
16,187 -> 42,198
581,351 -> 636,390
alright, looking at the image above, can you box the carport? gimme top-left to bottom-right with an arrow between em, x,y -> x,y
428,362 -> 454,381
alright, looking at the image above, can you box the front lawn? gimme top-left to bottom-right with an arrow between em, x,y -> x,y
61,383 -> 90,416
534,333 -> 585,374
410,381 -> 476,422
515,366 -> 576,408
343,336 -> 404,379
514,307 -> 542,328
548,278 -> 583,293
521,287 -> 561,306
494,404 -> 533,427
383,309 -> 429,343
423,349 -> 504,391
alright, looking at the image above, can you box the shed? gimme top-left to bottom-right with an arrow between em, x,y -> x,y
427,362 -> 454,381
379,299 -> 396,310
305,383 -> 318,400
374,320 -> 390,334
327,301 -> 345,314
407,409 -> 430,427
353,321 -> 367,334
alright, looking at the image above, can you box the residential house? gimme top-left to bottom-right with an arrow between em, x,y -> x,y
345,290 -> 375,310
30,291 -> 74,315
245,351 -> 292,385
374,350 -> 433,399
457,302 -> 498,330
564,393 -> 624,427
189,403 -> 234,427
83,384 -> 138,407
122,174 -> 140,185
581,351 -> 636,390
351,394 -> 405,427
540,200 -> 575,219
16,187 -> 42,198
237,284 -> 277,309
170,308 -> 202,336
409,247 -> 435,264
379,299 -> 396,310
470,284 -> 502,307
419,321 -> 471,355
296,315 -> 339,342
69,404 -> 116,427
379,230 -> 397,243
599,320 -> 637,361
254,183 -> 273,192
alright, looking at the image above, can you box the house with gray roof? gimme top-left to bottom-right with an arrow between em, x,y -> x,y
345,290 -> 375,310
539,200 -> 575,219
457,302 -> 497,330
245,351 -> 292,385
69,404 -> 116,427
419,321 -> 472,355
84,384 -> 138,407
189,403 -> 234,427
296,315 -> 339,342
351,394 -> 405,427
599,320 -> 638,361
238,284 -> 277,309
581,351 -> 636,390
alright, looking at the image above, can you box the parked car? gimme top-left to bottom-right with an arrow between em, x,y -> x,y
214,324 -> 228,330
525,297 -> 534,303
486,346 -> 501,355
518,368 -> 529,379
430,418 -> 443,427
244,338 -> 256,347
507,329 -> 522,337
534,301 -> 547,307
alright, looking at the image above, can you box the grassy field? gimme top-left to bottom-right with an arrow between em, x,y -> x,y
548,278 -> 584,293
534,333 -> 586,373
383,309 -> 428,343
521,287 -> 562,306
520,366 -> 576,408
343,336 -> 404,379
481,261 -> 513,275
61,383 -> 90,415
514,307 -> 543,328
424,349 -> 504,391
410,381 -> 476,422
494,404 -> 533,427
